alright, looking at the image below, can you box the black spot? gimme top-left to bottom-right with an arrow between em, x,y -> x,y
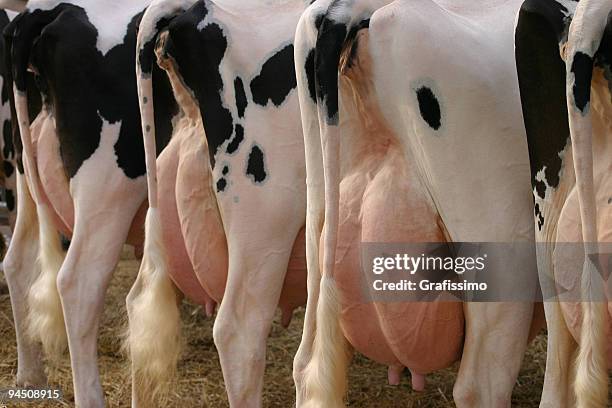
314,19 -> 347,124
234,76 -> 247,118
216,177 -> 227,192
608,197 -> 612,204
250,44 -> 297,107
415,86 -> 441,130
61,235 -> 70,251
10,5 -> 176,179
305,49 -> 316,102
515,1 -> 572,199
165,5 -> 231,168
535,203 -> 544,231
5,188 -> 13,211
534,179 -> 546,198
3,160 -> 13,178
570,52 -> 593,113
226,124 -> 244,154
222,165 -> 229,175
2,119 -> 12,160
246,145 -> 266,183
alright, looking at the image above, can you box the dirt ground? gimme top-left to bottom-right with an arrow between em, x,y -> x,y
0,247 -> 574,407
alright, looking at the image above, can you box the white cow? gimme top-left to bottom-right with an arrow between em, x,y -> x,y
293,0 -> 543,407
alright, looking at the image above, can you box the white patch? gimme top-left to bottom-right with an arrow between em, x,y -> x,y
556,0 -> 578,18
196,12 -> 211,31
27,0 -> 151,55
70,112 -> 121,185
6,9 -> 18,20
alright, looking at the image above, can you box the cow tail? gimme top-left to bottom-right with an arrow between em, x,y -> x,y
566,1 -> 611,407
126,0 -> 195,403
302,13 -> 365,408
7,10 -> 67,359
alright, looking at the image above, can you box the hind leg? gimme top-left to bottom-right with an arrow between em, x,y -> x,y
213,212 -> 303,407
3,173 -> 46,386
453,302 -> 533,408
57,197 -> 141,407
56,135 -> 145,407
539,300 -> 576,408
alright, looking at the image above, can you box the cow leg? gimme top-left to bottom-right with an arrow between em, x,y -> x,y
57,189 -> 142,407
453,302 -> 532,408
213,222 -> 302,407
3,172 -> 46,386
57,208 -> 135,406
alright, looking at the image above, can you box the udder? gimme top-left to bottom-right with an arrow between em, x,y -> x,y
33,110 -> 73,236
173,118 -> 228,304
157,131 -> 216,310
334,145 -> 464,376
162,117 -> 306,319
278,228 -> 307,327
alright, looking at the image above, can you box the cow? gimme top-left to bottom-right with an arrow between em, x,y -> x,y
292,0 -> 544,407
2,1 -> 178,406
516,0 -> 612,406
125,0 -> 312,406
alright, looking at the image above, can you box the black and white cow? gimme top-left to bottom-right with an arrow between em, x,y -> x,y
2,0 -> 177,406
516,0 -> 612,406
126,0 -> 311,406
293,0 -> 543,407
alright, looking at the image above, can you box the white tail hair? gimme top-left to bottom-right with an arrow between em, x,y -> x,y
565,1 -> 612,406
303,275 -> 350,407
26,204 -> 66,359
12,85 -> 67,359
126,208 -> 181,403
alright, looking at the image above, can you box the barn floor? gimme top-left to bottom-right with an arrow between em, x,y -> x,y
0,247 -> 561,407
